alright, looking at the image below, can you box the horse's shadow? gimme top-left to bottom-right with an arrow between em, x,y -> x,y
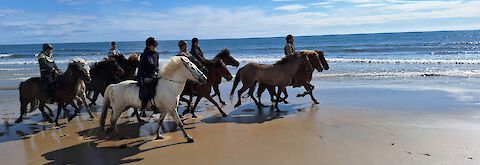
202,103 -> 306,124
41,119 -> 192,164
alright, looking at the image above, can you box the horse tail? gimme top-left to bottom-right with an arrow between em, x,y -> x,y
100,85 -> 112,129
230,66 -> 243,99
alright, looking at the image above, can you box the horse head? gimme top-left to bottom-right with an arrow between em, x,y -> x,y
69,58 -> 92,82
314,50 -> 329,71
161,56 -> 207,84
215,48 -> 239,67
212,59 -> 233,81
297,51 -> 313,72
302,50 -> 324,72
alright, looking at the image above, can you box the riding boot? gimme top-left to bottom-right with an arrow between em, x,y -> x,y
140,100 -> 148,115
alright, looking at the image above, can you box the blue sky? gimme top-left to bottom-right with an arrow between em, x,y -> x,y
1,0 -> 479,44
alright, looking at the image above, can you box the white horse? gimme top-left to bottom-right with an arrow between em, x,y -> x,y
100,56 -> 207,143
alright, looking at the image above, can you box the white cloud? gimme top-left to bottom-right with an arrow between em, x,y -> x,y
272,0 -> 296,1
274,4 -> 308,12
140,1 -> 152,7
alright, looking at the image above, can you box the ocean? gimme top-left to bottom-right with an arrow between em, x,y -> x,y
1,30 -> 480,90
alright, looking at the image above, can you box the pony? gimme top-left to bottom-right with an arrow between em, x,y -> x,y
100,56 -> 207,143
256,50 -> 329,105
181,59 -> 233,118
16,59 -> 91,126
210,48 -> 239,105
229,52 -> 312,111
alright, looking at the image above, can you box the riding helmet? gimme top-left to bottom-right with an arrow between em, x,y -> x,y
145,37 -> 158,47
42,43 -> 53,51
178,40 -> 187,47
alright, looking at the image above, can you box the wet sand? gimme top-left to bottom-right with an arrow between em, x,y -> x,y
0,80 -> 480,164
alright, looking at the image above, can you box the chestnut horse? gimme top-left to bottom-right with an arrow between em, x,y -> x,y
256,50 -> 329,105
181,59 -> 233,118
230,52 -> 312,111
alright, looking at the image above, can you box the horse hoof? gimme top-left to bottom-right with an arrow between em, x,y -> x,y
186,137 -> 195,143
283,100 -> 289,104
296,94 -> 302,97
220,101 -> 226,105
49,113 -> 54,117
192,115 -> 197,118
234,103 -> 241,108
105,128 -> 113,133
15,119 -> 22,123
221,113 -> 228,117
89,115 -> 95,119
155,135 -> 164,140
67,116 -> 75,121
181,110 -> 189,116
130,112 -> 136,117
313,101 -> 319,104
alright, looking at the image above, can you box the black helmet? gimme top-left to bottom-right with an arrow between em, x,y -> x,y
42,43 -> 53,51
192,37 -> 199,44
286,34 -> 294,42
145,37 -> 158,47
111,41 -> 117,46
178,40 -> 187,47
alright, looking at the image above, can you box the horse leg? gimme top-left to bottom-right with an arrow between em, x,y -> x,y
67,102 -> 81,121
234,85 -> 249,108
170,111 -> 195,143
132,109 -> 146,123
247,83 -> 262,109
305,84 -> 319,104
109,107 -> 124,138
154,112 -> 167,140
38,103 -> 54,123
275,86 -> 286,112
80,92 -> 94,118
89,91 -> 99,106
15,100 -> 28,123
54,104 -> 63,127
189,96 -> 202,118
281,88 -> 289,104
256,83 -> 269,107
181,93 -> 193,117
206,95 -> 227,117
213,84 -> 226,105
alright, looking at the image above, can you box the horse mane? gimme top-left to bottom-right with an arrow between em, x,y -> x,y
160,56 -> 182,78
127,53 -> 140,62
71,58 -> 88,65
273,53 -> 298,65
214,48 -> 230,58
90,58 -> 116,73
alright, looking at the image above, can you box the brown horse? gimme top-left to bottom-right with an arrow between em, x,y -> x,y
16,59 -> 92,126
210,48 -> 239,105
181,59 -> 233,118
257,50 -> 329,105
86,57 -> 125,106
229,52 -> 312,111
109,53 -> 140,80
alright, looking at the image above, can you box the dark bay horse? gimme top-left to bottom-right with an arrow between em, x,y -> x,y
230,52 -> 312,111
86,57 -> 125,106
210,48 -> 239,105
16,59 -> 92,126
181,59 -> 233,118
257,50 -> 329,105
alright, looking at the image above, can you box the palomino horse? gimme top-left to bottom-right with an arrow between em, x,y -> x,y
16,59 -> 92,126
230,52 -> 312,111
181,59 -> 233,118
100,56 -> 207,142
257,50 -> 329,105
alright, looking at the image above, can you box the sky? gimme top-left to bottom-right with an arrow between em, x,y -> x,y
1,0 -> 480,44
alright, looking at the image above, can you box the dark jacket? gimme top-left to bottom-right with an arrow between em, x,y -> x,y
190,46 -> 208,63
37,51 -> 59,75
137,49 -> 159,80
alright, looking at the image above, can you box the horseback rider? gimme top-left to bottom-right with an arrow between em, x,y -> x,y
190,38 -> 209,64
107,41 -> 124,58
284,34 -> 296,56
137,37 -> 159,112
38,43 -> 62,103
177,40 -> 209,73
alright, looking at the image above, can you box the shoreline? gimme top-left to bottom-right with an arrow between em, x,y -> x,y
0,80 -> 479,164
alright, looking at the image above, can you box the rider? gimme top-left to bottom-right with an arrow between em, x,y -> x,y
137,37 -> 159,112
177,40 -> 208,73
107,41 -> 123,58
190,38 -> 209,63
38,43 -> 61,103
284,34 -> 296,56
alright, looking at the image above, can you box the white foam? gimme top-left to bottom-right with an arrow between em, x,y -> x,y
328,58 -> 480,65
0,54 -> 13,58
313,69 -> 480,79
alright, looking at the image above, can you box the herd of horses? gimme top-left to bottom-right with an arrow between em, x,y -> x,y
14,48 -> 329,142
